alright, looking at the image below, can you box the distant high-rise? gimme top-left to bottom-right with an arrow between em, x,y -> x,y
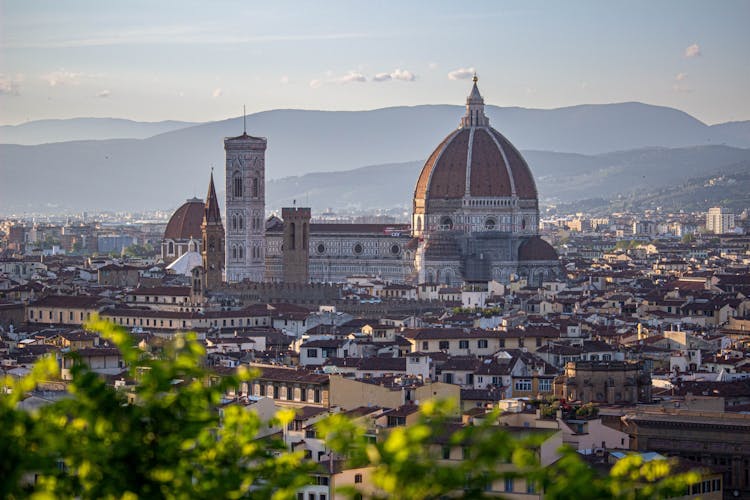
706,207 -> 735,235
224,131 -> 267,283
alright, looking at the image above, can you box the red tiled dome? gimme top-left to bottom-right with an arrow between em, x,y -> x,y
518,236 -> 558,261
415,126 -> 537,201
164,198 -> 204,240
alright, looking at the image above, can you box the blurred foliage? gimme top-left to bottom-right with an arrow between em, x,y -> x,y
574,402 -> 600,419
2,318 -> 701,499
318,399 -> 699,500
1,317 -> 314,500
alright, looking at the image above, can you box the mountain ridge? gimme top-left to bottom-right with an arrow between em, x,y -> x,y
0,118 -> 198,145
2,101 -> 750,213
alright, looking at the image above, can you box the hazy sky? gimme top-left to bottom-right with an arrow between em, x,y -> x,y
1,0 -> 749,125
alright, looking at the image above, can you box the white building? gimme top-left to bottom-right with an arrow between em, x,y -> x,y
706,207 -> 735,235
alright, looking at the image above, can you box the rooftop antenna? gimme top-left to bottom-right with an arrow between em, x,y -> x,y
243,105 -> 246,134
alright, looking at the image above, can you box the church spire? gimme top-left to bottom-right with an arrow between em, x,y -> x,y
204,170 -> 221,224
460,73 -> 489,128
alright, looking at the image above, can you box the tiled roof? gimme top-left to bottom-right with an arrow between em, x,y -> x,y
414,127 -> 537,201
254,366 -> 329,384
31,295 -> 102,309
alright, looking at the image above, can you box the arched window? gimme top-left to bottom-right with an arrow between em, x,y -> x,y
444,269 -> 453,286
167,241 -> 174,255
289,222 -> 296,250
440,217 -> 453,230
238,215 -> 244,230
238,245 -> 244,259
252,177 -> 259,198
302,223 -> 308,249
233,175 -> 243,198
232,245 -> 237,259
485,218 -> 496,230
208,236 -> 215,252
232,215 -> 237,230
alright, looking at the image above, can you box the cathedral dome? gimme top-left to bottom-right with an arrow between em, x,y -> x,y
164,197 -> 204,240
414,80 -> 537,202
412,76 -> 540,239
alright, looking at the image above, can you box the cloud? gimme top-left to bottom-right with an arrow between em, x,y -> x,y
428,62 -> 438,70
448,67 -> 476,80
336,71 -> 366,84
96,89 -> 111,98
212,87 -> 223,98
672,72 -> 692,92
684,43 -> 701,58
391,68 -> 416,81
279,75 -> 289,85
372,68 -> 417,82
309,79 -> 322,89
42,70 -> 85,87
0,74 -> 23,95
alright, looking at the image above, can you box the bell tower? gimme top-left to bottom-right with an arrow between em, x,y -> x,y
282,206 -> 311,284
201,171 -> 225,289
224,128 -> 267,283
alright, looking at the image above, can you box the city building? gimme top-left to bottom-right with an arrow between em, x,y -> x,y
706,207 -> 735,235
412,76 -> 561,286
157,78 -> 560,287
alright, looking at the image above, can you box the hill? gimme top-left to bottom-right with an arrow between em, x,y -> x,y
555,160 -> 750,215
0,118 -> 197,145
2,102 -> 750,213
264,146 -> 750,212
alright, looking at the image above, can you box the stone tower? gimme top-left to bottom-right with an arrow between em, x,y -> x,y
281,207 -> 311,284
201,171 -> 224,290
224,131 -> 267,283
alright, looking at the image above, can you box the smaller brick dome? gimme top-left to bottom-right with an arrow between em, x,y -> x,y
164,198 -> 204,240
518,236 -> 558,261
